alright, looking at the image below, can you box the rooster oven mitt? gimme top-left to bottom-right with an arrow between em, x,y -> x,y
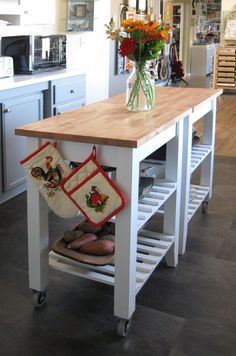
61,146 -> 126,227
20,142 -> 80,219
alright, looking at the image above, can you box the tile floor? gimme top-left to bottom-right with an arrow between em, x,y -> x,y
0,155 -> 235,356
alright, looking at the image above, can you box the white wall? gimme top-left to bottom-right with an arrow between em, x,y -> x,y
58,0 -> 111,104
221,0 -> 236,11
108,0 -> 129,97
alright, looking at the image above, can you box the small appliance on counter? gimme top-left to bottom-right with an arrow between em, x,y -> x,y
0,56 -> 14,78
1,34 -> 66,75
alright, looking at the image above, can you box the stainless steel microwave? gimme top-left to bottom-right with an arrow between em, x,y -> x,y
1,34 -> 66,74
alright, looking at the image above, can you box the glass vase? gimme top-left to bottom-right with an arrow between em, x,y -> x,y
126,61 -> 155,112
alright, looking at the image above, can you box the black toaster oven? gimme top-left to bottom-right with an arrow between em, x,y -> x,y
1,34 -> 66,74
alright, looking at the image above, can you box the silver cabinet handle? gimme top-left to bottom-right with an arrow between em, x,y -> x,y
4,108 -> 11,113
70,89 -> 76,93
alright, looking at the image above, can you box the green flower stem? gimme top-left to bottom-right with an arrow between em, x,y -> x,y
139,69 -> 154,104
126,62 -> 155,111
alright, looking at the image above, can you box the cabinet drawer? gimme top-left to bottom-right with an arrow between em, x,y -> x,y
54,99 -> 86,115
53,75 -> 86,105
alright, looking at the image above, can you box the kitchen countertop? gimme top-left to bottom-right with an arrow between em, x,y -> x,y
15,87 -> 222,148
0,69 -> 84,91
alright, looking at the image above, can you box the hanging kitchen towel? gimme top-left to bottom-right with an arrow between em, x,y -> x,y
62,146 -> 126,227
20,141 -> 80,219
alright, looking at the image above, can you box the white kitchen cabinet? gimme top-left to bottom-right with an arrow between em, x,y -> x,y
0,0 -> 21,25
191,44 -> 217,77
0,0 -> 20,13
20,0 -> 55,25
0,0 -> 55,25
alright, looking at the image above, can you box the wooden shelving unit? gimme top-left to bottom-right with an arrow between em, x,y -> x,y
213,47 -> 236,89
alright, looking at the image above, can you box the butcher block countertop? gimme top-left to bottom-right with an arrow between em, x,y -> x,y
15,87 -> 222,148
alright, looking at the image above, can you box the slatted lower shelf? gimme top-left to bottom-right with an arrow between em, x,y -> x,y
188,184 -> 210,222
190,144 -> 212,173
137,180 -> 176,230
49,230 -> 174,295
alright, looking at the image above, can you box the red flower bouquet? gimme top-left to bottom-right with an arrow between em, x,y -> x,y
105,18 -> 170,63
106,18 -> 170,112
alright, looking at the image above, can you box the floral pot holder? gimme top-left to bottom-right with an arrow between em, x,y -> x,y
61,147 -> 126,227
20,142 -> 80,219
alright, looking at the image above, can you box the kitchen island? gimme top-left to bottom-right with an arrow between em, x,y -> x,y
15,87 -> 222,336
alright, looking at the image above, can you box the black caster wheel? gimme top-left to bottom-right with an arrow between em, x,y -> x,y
32,290 -> 47,308
202,200 -> 208,214
117,318 -> 131,337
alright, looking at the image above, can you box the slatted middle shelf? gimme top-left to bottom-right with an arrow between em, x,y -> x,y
49,228 -> 175,294
137,180 -> 176,230
190,144 -> 212,174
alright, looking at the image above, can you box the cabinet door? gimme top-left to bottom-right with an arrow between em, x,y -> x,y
0,0 -> 21,25
2,93 -> 43,192
0,0 -> 21,13
21,0 -> 55,25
